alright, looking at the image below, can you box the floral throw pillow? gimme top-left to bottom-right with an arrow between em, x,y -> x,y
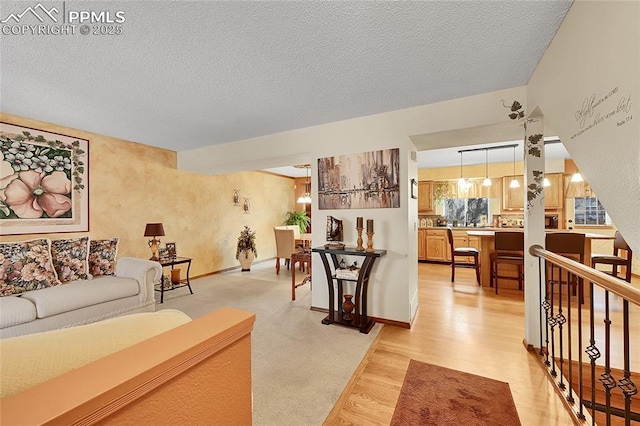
89,238 -> 119,277
0,239 -> 60,296
51,237 -> 89,283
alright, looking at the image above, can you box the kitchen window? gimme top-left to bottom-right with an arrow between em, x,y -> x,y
574,197 -> 611,225
443,198 -> 490,226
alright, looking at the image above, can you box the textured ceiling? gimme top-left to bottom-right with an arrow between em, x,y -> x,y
1,1 -> 572,153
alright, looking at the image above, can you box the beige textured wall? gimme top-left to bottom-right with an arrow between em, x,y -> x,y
0,113 -> 295,277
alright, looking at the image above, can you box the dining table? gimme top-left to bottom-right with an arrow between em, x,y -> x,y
296,232 -> 312,249
466,230 -> 615,288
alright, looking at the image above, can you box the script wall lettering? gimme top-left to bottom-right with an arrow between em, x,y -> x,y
571,86 -> 633,140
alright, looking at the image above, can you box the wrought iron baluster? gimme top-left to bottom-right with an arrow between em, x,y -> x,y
567,269 -> 574,404
600,290 -> 615,426
542,258 -> 552,366
549,263 -> 558,377
618,299 -> 637,426
557,265 -> 566,391
585,281 -> 600,426
576,276 -> 585,420
539,258 -> 546,359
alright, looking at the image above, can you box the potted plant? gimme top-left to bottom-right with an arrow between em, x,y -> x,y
236,226 -> 257,271
284,210 -> 310,234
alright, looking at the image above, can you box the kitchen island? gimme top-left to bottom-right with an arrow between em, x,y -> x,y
466,230 -> 614,287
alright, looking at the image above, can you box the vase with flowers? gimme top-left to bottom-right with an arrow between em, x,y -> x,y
236,225 -> 257,271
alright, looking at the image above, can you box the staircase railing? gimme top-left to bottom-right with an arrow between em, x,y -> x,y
529,244 -> 639,426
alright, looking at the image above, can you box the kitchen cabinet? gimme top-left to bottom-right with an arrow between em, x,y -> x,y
422,229 -> 481,263
543,173 -> 563,209
502,173 -> 563,210
451,232 -> 479,263
418,229 -> 427,261
425,229 -> 448,262
418,181 -> 434,213
502,176 -> 525,210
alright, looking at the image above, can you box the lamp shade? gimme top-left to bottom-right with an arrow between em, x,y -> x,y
144,223 -> 165,237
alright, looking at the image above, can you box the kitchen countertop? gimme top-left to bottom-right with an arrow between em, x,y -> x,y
463,230 -> 614,287
418,226 -> 524,231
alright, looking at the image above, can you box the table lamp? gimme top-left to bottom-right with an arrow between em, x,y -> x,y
144,223 -> 165,260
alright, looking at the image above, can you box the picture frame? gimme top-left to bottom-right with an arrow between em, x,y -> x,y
158,247 -> 169,261
165,242 -> 177,259
411,179 -> 418,199
0,122 -> 89,235
317,148 -> 400,210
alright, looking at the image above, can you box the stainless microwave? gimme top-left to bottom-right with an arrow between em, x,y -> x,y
544,215 -> 559,229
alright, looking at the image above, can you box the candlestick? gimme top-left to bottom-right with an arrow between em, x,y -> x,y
356,216 -> 363,228
366,231 -> 374,252
366,219 -> 373,233
356,227 -> 364,251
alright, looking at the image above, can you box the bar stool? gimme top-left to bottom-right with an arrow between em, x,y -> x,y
545,232 -> 585,303
591,231 -> 633,283
446,228 -> 480,285
490,232 -> 524,294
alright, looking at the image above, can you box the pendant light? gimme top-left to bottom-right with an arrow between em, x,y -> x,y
509,145 -> 520,188
296,165 -> 312,204
458,151 -> 468,188
543,177 -> 551,187
570,172 -> 584,182
482,148 -> 492,186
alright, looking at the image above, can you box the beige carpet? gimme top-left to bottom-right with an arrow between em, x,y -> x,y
157,261 -> 381,426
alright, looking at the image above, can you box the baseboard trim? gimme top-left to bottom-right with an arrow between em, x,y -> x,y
309,307 -> 410,329
191,258 -> 276,279
371,316 -> 410,329
522,338 -> 536,352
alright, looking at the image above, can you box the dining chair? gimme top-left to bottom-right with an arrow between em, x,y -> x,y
591,231 -> 633,283
275,225 -> 306,249
274,228 -> 301,274
446,227 -> 480,285
545,232 -> 585,304
490,232 -> 524,294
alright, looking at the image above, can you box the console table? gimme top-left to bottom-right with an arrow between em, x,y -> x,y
311,247 -> 386,334
156,257 -> 193,303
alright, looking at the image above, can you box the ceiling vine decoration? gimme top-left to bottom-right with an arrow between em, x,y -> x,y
502,99 -> 525,120
524,118 -> 545,212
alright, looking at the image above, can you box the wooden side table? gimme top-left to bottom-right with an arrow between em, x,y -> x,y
311,246 -> 386,333
156,257 -> 193,303
291,250 -> 311,300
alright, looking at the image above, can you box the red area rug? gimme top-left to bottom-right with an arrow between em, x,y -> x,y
390,360 -> 522,425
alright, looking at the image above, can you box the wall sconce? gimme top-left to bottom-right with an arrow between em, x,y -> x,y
509,145 -> 520,188
233,189 -> 240,206
144,223 -> 165,261
243,198 -> 250,214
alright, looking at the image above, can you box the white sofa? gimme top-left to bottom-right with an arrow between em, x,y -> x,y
0,257 -> 160,339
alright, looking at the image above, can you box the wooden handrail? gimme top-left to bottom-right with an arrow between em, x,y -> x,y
529,244 -> 640,306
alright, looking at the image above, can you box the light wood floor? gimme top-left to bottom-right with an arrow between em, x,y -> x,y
324,263 -> 640,426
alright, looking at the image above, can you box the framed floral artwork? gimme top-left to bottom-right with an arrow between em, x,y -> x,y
0,122 -> 89,235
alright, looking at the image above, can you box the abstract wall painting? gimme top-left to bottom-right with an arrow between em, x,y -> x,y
318,148 -> 400,210
0,122 -> 89,235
